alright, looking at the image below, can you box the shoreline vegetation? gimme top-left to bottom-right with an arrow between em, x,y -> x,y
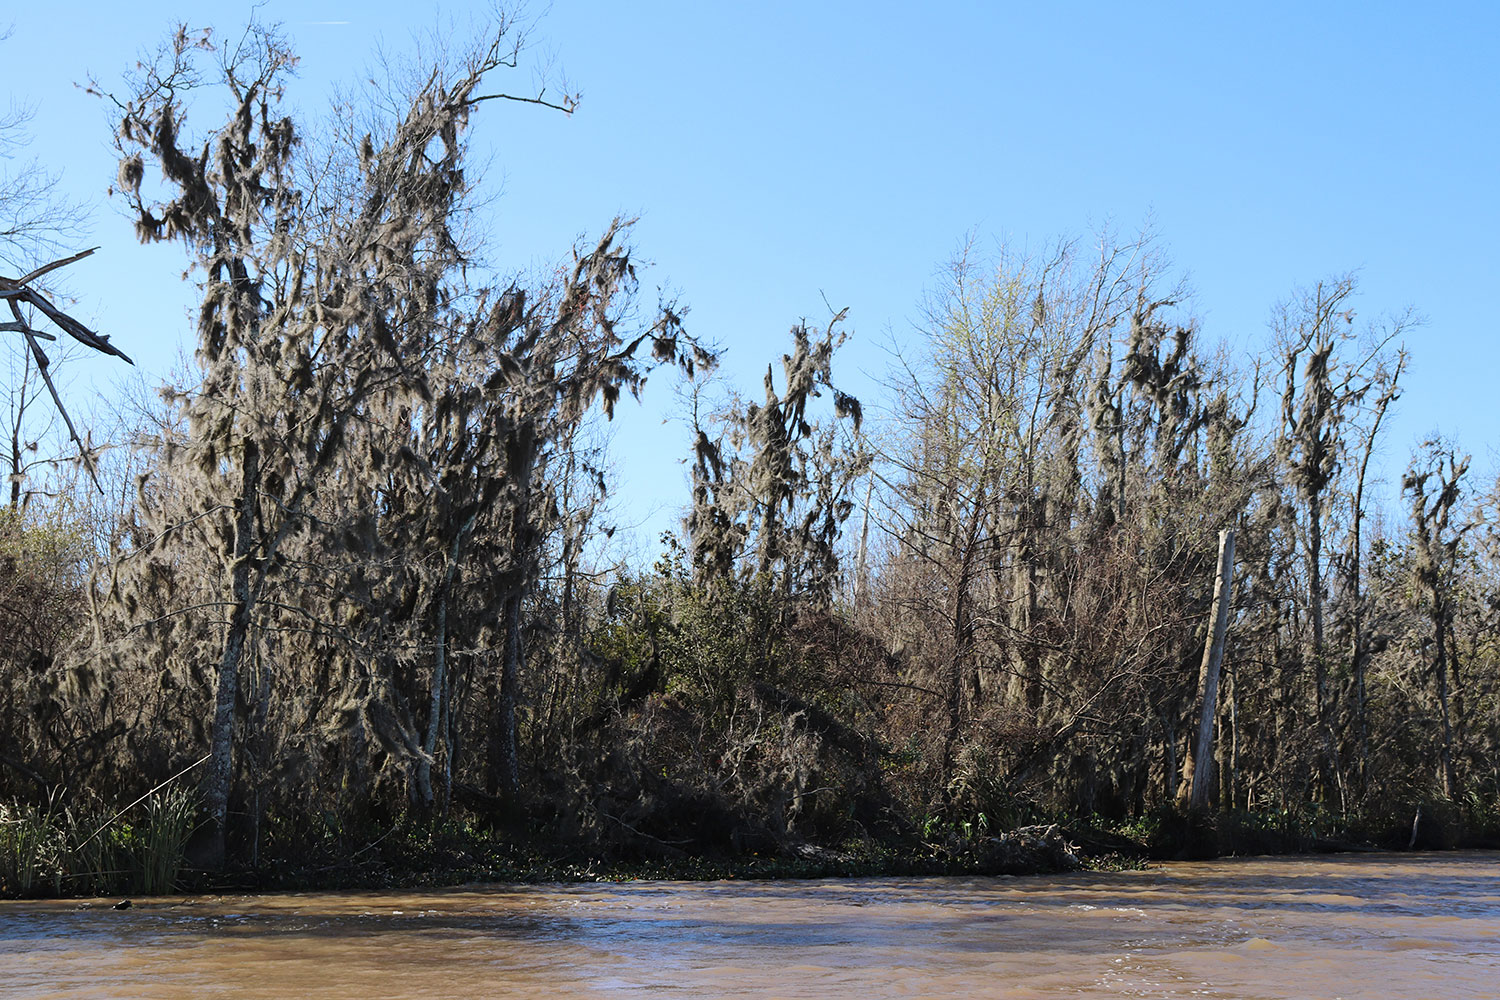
3,13 -> 1499,902
5,795 -> 1497,899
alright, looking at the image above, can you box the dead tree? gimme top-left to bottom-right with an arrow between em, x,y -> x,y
1178,528 -> 1235,810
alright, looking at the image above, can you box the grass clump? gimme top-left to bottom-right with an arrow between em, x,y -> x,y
0,797 -> 65,896
0,785 -> 199,899
135,786 -> 197,895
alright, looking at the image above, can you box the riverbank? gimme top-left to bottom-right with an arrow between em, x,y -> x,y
0,806 -> 1136,898
8,793 -> 1500,899
229,805 -> 1499,896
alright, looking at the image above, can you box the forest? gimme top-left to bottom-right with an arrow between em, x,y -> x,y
2,19 -> 1497,896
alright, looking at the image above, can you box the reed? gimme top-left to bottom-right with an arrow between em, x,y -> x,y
0,798 -> 64,896
1,766 -> 201,899
61,803 -> 131,896
135,785 -> 197,895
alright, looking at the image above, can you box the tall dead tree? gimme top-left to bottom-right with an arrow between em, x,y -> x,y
1178,528 -> 1235,810
1343,352 -> 1405,792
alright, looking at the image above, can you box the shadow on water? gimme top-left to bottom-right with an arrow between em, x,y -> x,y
2,851 -> 1495,958
3,855 -> 1499,1000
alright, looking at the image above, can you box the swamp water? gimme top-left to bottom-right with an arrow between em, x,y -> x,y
2,852 -> 1497,998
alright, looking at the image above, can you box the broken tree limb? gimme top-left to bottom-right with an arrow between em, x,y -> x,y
2,248 -> 134,493
0,247 -> 132,363
14,246 -> 99,288
11,301 -> 97,488
0,321 -> 55,338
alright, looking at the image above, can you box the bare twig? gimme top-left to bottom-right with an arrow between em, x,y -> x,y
466,90 -> 576,114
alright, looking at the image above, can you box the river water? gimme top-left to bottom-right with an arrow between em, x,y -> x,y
2,852 -> 1496,999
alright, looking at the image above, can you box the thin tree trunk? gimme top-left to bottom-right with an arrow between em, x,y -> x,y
414,588 -> 447,810
250,639 -> 271,868
497,590 -> 524,801
6,357 -> 24,507
418,513 -> 476,811
489,429 -> 537,805
204,438 -> 261,868
1350,354 -> 1401,797
1227,658 -> 1239,809
1161,713 -> 1177,807
854,473 -> 873,607
940,485 -> 984,796
1350,461 -> 1370,796
1435,600 -> 1456,799
1307,494 -> 1345,811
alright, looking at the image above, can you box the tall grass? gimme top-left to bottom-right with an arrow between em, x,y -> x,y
136,785 -> 196,895
0,782 -> 200,898
0,797 -> 64,896
61,803 -> 132,897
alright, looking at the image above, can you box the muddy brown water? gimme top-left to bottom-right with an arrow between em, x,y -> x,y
2,852 -> 1497,998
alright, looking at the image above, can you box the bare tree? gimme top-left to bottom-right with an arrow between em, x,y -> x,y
0,32 -> 88,274
1178,528 -> 1235,810
1341,350 -> 1405,792
1,39 -> 132,496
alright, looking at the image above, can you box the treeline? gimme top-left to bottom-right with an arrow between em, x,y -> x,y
2,20 -> 1498,888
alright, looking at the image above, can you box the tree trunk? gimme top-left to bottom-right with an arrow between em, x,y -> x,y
1434,600 -> 1457,799
488,427 -> 537,805
939,503 -> 981,797
1161,713 -> 1177,807
496,590 -> 524,801
1178,528 -> 1234,810
1350,455 -> 1370,797
1226,658 -> 1240,809
204,437 -> 261,868
854,474 -> 873,607
418,513 -> 476,812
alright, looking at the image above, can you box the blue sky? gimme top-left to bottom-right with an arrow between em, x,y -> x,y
4,2 -> 1496,544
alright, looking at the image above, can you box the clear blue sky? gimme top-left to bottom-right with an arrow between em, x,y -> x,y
5,2 -> 1497,545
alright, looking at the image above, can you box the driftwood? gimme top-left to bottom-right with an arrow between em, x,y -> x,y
1,247 -> 133,491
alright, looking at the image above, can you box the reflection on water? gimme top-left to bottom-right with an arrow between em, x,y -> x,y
2,852 -> 1497,998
